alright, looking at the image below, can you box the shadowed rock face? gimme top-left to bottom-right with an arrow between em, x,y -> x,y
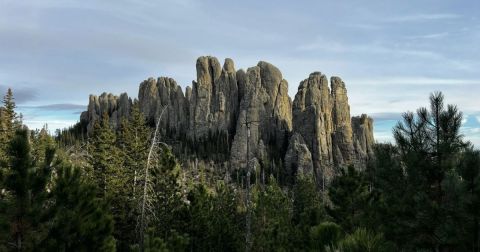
138,77 -> 188,137
284,132 -> 314,182
80,92 -> 131,132
189,56 -> 239,139
291,73 -> 372,187
80,56 -> 374,184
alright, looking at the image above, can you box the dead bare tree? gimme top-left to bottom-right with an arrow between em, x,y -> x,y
138,105 -> 168,251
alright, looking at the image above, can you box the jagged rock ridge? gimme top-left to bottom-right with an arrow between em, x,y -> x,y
80,56 -> 374,185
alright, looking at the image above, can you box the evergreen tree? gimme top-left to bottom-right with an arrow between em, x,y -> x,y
252,177 -> 293,251
150,145 -> 186,241
0,88 -> 20,167
88,113 -> 130,250
327,166 -> 371,233
186,183 -> 242,251
40,164 -> 116,251
0,129 -> 54,251
457,148 -> 480,251
392,92 -> 467,250
32,125 -> 56,165
117,101 -> 150,198
366,143 -> 409,248
87,113 -> 123,196
116,102 -> 151,250
335,228 -> 393,252
292,175 -> 326,248
2,88 -> 18,137
309,221 -> 343,251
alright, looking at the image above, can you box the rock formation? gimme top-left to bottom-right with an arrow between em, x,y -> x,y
80,56 -> 374,184
291,73 -> 373,186
189,56 -> 239,139
284,133 -> 314,181
352,114 -> 375,166
138,77 -> 188,137
230,62 -> 292,170
80,92 -> 131,132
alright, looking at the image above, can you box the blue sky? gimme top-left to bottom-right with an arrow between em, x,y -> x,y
1,0 -> 479,146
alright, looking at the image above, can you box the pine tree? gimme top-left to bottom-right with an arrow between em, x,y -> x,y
117,101 -> 150,198
2,88 -> 18,137
87,113 -> 124,197
252,176 -> 294,251
392,92 -> 467,250
335,228 -> 393,252
0,88 -> 20,167
327,166 -> 371,233
186,182 -> 242,251
292,175 -> 326,248
457,148 -> 480,251
32,125 -> 56,165
150,145 -> 185,239
116,102 -> 151,250
40,164 -> 116,251
88,112 -> 132,250
366,143 -> 409,247
0,129 -> 54,251
309,221 -> 343,251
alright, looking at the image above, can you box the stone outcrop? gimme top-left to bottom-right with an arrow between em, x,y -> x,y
80,56 -> 374,184
292,73 -> 373,186
230,62 -> 292,169
81,92 -> 131,132
188,56 -> 239,139
292,73 -> 334,183
284,133 -> 314,180
352,114 -> 375,166
138,77 -> 188,137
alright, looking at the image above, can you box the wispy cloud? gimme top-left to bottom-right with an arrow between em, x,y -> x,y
369,112 -> 403,121
296,38 -> 442,60
406,32 -> 449,39
351,77 -> 480,86
385,13 -> 460,22
0,85 -> 37,104
341,23 -> 382,30
19,103 -> 86,111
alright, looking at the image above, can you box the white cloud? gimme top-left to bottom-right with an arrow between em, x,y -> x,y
406,32 -> 449,39
296,38 -> 443,60
462,114 -> 469,125
350,77 -> 480,86
385,13 -> 460,22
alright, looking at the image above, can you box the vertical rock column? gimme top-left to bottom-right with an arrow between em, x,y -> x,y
189,56 -> 239,140
331,76 -> 354,166
230,61 -> 293,170
292,72 -> 334,185
352,114 -> 375,168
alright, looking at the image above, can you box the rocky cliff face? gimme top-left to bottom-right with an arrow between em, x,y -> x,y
189,56 -> 239,139
291,73 -> 373,186
80,92 -> 131,132
80,56 -> 374,184
138,77 -> 189,137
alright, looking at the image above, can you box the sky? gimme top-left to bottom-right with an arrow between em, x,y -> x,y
0,0 -> 479,146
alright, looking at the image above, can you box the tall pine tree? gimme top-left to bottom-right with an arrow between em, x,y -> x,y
0,88 -> 20,166
40,164 -> 116,251
0,129 -> 54,250
116,102 -> 151,250
393,92 -> 467,250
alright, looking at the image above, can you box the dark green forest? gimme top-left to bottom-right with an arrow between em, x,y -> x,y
1,88 -> 479,252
